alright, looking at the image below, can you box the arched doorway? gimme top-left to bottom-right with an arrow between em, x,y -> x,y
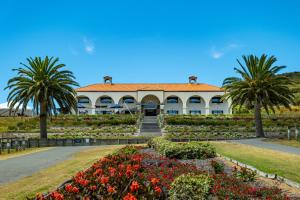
141,95 -> 160,116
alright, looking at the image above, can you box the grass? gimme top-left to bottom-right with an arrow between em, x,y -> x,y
263,138 -> 300,148
210,141 -> 300,183
0,147 -> 51,160
0,145 -> 123,200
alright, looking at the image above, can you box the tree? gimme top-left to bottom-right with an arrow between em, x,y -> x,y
6,56 -> 79,139
222,54 -> 294,137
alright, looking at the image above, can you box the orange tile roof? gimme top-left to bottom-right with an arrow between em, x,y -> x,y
76,83 -> 223,92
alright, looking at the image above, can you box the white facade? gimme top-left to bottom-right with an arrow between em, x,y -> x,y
76,90 -> 231,115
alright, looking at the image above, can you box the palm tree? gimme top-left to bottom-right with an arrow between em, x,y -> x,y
6,56 -> 79,139
223,54 -> 294,137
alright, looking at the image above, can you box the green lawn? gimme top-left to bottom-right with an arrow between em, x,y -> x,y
263,138 -> 300,148
210,141 -> 300,183
0,145 -> 123,200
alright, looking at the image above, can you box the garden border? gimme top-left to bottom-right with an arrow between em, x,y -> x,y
219,154 -> 300,189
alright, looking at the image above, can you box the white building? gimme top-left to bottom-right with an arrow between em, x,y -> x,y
75,76 -> 231,116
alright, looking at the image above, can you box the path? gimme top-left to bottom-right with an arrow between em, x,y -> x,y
231,138 -> 300,155
0,146 -> 92,184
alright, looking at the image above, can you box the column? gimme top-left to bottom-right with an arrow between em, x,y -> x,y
182,107 -> 187,114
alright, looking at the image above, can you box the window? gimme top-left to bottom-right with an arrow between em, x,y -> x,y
211,97 -> 223,104
167,97 -> 178,104
100,97 -> 113,104
167,110 -> 179,115
189,97 -> 201,103
212,110 -> 224,115
123,97 -> 135,104
95,105 -> 107,108
78,97 -> 90,104
189,110 -> 201,115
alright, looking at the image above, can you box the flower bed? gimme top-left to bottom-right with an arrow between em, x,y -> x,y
148,137 -> 216,159
36,146 -> 290,200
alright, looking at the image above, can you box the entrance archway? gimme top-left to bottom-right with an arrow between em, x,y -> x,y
141,95 -> 160,116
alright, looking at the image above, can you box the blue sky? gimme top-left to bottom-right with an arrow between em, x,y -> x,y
0,0 -> 300,103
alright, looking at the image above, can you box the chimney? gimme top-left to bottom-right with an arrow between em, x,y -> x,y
189,75 -> 197,84
103,76 -> 112,84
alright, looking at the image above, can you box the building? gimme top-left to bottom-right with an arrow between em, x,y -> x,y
75,76 -> 231,116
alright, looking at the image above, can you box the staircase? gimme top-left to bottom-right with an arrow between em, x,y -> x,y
140,116 -> 161,136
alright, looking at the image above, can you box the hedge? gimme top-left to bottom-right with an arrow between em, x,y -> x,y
148,137 -> 216,159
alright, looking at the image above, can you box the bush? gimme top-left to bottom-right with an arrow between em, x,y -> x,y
169,173 -> 212,200
211,160 -> 224,174
149,137 -> 216,159
233,166 -> 257,182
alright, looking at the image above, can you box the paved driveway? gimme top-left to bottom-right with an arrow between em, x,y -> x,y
0,146 -> 91,184
231,138 -> 300,155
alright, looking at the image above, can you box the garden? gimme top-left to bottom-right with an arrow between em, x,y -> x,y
0,115 -> 140,139
35,139 -> 294,200
163,114 -> 300,140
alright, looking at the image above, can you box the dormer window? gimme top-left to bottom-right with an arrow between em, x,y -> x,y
211,97 -> 223,104
103,76 -> 112,84
189,76 -> 197,84
167,97 -> 178,104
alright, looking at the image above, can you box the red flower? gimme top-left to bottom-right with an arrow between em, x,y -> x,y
133,164 -> 140,170
51,191 -> 64,200
65,184 -> 73,192
72,186 -> 79,193
123,193 -> 137,200
109,167 -> 116,176
154,186 -> 162,194
89,185 -> 97,191
130,181 -> 139,192
150,178 -> 160,185
126,169 -> 133,177
79,179 -> 90,186
108,185 -> 116,193
100,176 -> 109,184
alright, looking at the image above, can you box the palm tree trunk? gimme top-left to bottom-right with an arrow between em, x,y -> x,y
254,102 -> 265,137
39,101 -> 48,139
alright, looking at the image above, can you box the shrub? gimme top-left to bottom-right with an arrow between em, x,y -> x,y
233,166 -> 257,182
114,145 -> 140,155
169,173 -> 212,200
149,137 -> 216,159
211,160 -> 224,174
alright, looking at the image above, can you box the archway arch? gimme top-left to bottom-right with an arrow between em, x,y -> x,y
118,95 -> 138,114
77,96 -> 92,115
141,95 -> 160,116
186,95 -> 206,115
95,95 -> 115,114
209,95 -> 228,114
164,95 -> 183,115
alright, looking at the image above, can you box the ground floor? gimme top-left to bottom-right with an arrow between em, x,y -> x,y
76,91 -> 231,116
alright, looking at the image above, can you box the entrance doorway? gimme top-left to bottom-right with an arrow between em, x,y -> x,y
141,95 -> 160,116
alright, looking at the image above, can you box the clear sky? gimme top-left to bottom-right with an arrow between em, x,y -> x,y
0,0 -> 300,103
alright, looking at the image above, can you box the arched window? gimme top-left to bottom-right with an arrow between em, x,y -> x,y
189,97 -> 201,103
77,97 -> 90,104
166,97 -> 179,104
123,96 -> 135,104
100,97 -> 113,104
211,97 -> 223,104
